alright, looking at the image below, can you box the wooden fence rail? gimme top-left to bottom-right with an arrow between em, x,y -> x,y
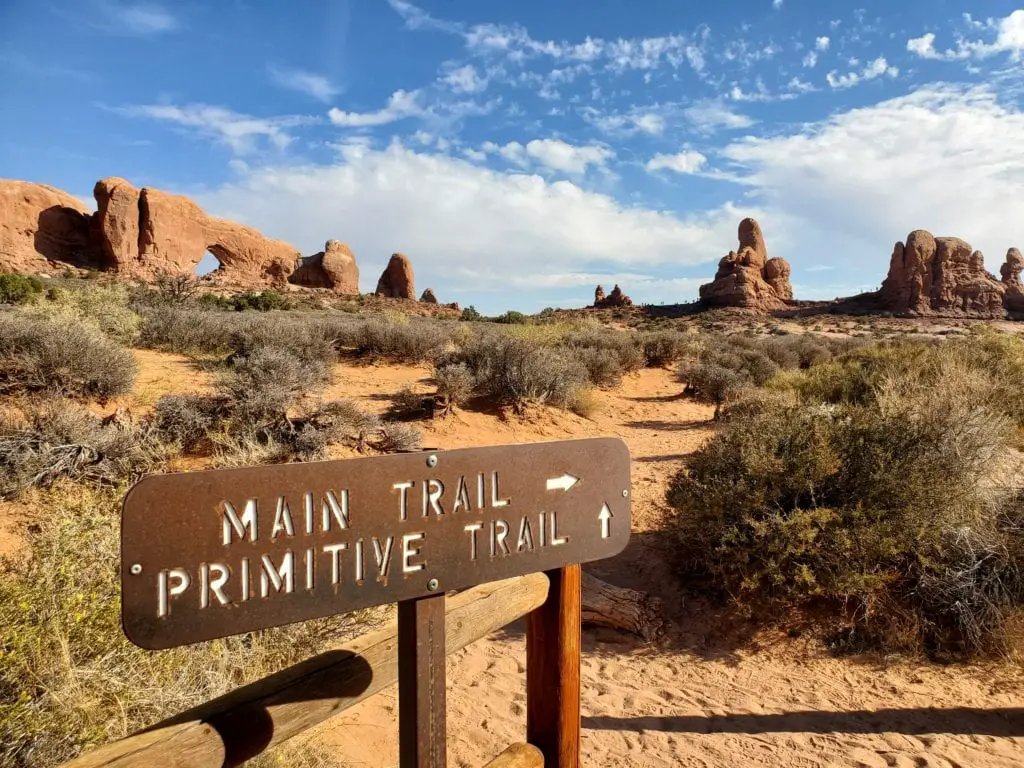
62,573 -> 550,768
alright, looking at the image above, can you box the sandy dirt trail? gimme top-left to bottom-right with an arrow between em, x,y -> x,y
1,352 -> 1021,767
318,362 -> 1024,768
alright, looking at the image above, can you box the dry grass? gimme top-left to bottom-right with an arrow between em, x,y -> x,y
0,484 -> 363,767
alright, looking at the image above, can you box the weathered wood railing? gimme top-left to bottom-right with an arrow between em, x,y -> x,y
62,573 -> 551,768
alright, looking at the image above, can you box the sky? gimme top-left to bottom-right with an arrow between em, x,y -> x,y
3,1 -> 1024,313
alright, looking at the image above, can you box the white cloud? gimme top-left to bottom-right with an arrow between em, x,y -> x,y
816,36 -> 830,51
484,138 -> 614,173
906,11 -> 1024,62
772,0 -> 783,9
387,0 -> 462,33
442,64 -> 486,93
719,84 -> 1024,287
115,103 -> 312,154
683,100 -> 754,134
803,51 -> 818,68
197,141 -> 742,308
268,65 -> 339,102
110,2 -> 178,34
327,90 -> 422,127
825,56 -> 898,89
645,150 -> 707,175
581,108 -> 665,136
525,139 -> 614,173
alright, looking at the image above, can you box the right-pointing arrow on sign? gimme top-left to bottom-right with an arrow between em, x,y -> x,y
599,503 -> 613,538
546,474 -> 579,492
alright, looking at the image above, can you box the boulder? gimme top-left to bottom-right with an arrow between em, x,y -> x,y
375,253 -> 415,299
420,288 -> 438,303
877,229 -> 1005,316
0,179 -> 98,273
594,283 -> 633,308
699,218 -> 792,310
289,240 -> 359,294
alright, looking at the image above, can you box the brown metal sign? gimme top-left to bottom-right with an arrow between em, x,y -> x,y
121,437 -> 631,649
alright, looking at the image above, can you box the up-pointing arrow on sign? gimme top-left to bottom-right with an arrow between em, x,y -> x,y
546,474 -> 580,492
599,503 -> 613,538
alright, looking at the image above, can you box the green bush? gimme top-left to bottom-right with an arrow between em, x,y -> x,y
232,288 -> 291,312
494,310 -> 527,325
668,357 -> 1024,658
0,274 -> 44,305
0,312 -> 137,400
460,305 -> 483,322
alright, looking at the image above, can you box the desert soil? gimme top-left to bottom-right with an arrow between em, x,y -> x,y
3,350 -> 1023,767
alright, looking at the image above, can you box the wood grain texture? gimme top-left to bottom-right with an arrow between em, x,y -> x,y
399,595 -> 447,768
581,570 -> 663,642
526,565 -> 581,768
62,573 -> 549,768
483,742 -> 545,768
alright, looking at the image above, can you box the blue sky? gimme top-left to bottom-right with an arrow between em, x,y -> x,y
3,1 -> 1024,312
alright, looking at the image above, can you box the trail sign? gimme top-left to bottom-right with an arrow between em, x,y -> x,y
121,437 -> 631,649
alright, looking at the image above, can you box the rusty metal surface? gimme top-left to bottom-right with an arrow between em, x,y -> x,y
121,437 -> 631,649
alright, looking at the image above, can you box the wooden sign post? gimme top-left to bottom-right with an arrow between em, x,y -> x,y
120,437 -> 631,768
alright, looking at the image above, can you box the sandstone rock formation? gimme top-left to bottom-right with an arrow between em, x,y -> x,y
0,180 -> 97,273
289,240 -> 359,294
420,288 -> 438,303
878,230 -> 1005,316
593,284 -> 633,308
376,253 -> 415,299
699,217 -> 793,310
1001,247 -> 1024,313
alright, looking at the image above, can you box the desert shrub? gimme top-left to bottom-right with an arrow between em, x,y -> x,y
563,328 -> 644,376
28,282 -> 141,344
677,361 -> 746,419
388,387 -> 433,420
494,310 -> 527,325
376,422 -> 423,453
137,306 -> 239,354
351,317 -> 452,362
231,288 -> 291,312
667,374 -> 1023,658
454,334 -> 588,412
153,393 -> 226,451
219,346 -> 329,432
573,346 -> 624,387
0,312 -> 137,400
0,400 -> 166,500
0,274 -> 44,305
640,330 -> 690,367
460,305 -> 483,321
0,486 -> 359,767
433,362 -> 474,415
149,271 -> 200,303
227,314 -> 338,369
569,387 -> 600,418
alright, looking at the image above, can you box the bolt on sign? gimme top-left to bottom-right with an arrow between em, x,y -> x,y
121,437 -> 631,649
